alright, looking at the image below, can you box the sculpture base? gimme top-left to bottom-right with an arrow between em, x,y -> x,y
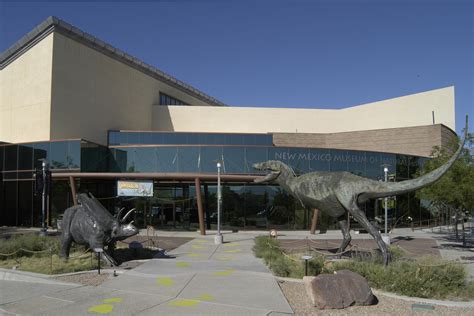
214,234 -> 223,244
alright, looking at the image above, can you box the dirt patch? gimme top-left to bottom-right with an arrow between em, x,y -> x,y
53,272 -> 110,286
117,235 -> 193,251
279,280 -> 472,315
279,238 -> 440,259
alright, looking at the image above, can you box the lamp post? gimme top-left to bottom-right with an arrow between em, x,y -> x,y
215,162 -> 223,244
383,167 -> 390,245
39,159 -> 49,236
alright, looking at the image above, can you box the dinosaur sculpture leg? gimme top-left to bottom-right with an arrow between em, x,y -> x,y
337,214 -> 351,254
60,208 -> 77,261
60,234 -> 73,261
348,202 -> 391,266
101,250 -> 119,266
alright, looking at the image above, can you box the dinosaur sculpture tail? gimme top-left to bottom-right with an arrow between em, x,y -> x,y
358,115 -> 468,203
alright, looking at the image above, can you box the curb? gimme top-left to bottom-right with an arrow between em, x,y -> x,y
0,268 -> 78,286
275,275 -> 474,307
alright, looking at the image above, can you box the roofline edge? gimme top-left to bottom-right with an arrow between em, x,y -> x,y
0,16 -> 226,107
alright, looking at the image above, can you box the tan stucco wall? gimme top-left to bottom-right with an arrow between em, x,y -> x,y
0,33 -> 54,143
50,32 -> 212,145
153,87 -> 455,134
273,124 -> 456,157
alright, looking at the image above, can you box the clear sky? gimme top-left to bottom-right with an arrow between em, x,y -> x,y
1,0 -> 472,134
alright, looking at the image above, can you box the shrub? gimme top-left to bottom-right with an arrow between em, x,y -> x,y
253,236 -> 473,300
324,255 -> 473,300
0,234 -> 61,260
253,236 -> 325,278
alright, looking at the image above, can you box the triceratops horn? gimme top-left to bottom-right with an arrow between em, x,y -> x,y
116,207 -> 126,219
121,208 -> 136,223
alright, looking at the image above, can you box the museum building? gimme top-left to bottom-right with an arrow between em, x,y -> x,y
0,17 -> 458,232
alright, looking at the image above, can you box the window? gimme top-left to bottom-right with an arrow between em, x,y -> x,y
159,92 -> 188,106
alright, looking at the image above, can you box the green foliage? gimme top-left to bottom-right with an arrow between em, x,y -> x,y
253,236 -> 324,278
254,236 -> 473,299
416,133 -> 474,213
0,234 -> 61,260
0,251 -> 95,274
324,256 -> 473,300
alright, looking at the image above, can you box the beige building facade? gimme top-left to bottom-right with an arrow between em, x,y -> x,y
0,16 -> 460,229
1,16 -> 457,156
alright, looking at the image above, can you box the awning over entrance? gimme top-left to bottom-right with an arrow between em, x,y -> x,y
52,172 -> 261,236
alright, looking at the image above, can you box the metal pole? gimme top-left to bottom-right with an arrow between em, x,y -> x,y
384,167 -> 388,236
97,252 -> 101,275
40,160 -> 49,236
215,162 -> 223,244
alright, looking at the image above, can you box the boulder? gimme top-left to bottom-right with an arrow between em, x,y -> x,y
303,270 -> 376,309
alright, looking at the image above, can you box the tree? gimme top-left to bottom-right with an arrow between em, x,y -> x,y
416,132 -> 474,238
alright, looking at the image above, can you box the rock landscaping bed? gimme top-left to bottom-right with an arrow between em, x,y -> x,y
279,280 -> 473,316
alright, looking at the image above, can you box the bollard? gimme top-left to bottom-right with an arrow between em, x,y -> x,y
50,248 -> 53,275
301,255 -> 313,276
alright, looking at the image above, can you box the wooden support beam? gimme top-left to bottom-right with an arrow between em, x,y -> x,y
195,177 -> 206,235
69,176 -> 77,206
310,208 -> 319,234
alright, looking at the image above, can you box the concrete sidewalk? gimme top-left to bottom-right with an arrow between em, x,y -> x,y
0,234 -> 293,315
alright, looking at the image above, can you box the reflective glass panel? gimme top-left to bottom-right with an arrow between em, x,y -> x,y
347,151 -> 366,177
18,145 -> 33,170
245,147 -> 268,173
200,147 -> 223,173
33,143 -> 49,169
109,131 -> 118,145
0,146 -> 4,171
330,149 -> 348,172
365,152 -> 382,180
226,134 -> 243,145
308,149 -> 331,172
223,147 -> 246,173
178,147 -> 200,172
156,147 -> 178,172
287,148 -> 310,175
4,145 -> 18,171
396,154 -> 409,180
134,147 -> 157,172
68,141 -> 81,169
50,142 -> 68,169
127,132 -> 140,145
243,134 -> 256,145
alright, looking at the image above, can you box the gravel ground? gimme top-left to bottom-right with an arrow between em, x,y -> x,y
279,281 -> 474,316
51,236 -> 193,286
53,272 -> 110,286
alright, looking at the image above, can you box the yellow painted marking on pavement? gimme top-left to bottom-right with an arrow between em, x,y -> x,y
198,294 -> 214,301
213,269 -> 235,276
195,240 -> 209,243
87,304 -> 114,314
224,249 -> 242,253
176,261 -> 189,267
192,245 -> 207,249
216,255 -> 233,261
223,243 -> 240,247
102,297 -> 123,303
168,299 -> 200,307
156,277 -> 175,286
187,252 -> 202,257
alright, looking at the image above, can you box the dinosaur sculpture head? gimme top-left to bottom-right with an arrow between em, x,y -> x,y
111,207 -> 139,241
77,193 -> 139,241
253,160 -> 286,183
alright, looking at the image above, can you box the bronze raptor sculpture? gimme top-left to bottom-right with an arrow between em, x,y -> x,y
254,116 -> 468,265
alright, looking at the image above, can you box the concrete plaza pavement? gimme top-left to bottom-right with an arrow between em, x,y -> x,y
0,233 -> 293,315
1,226 -> 472,315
